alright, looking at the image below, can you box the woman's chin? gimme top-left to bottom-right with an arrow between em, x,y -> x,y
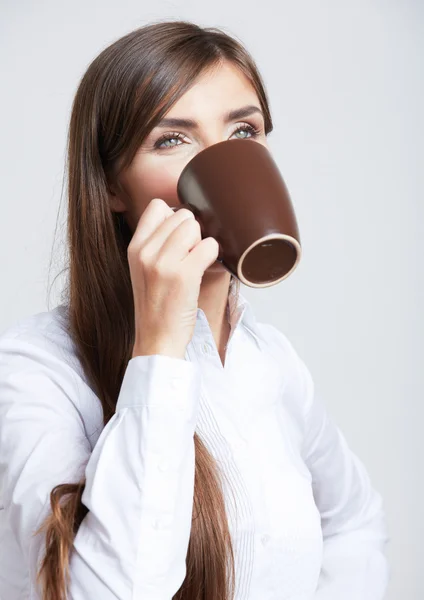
205,260 -> 231,276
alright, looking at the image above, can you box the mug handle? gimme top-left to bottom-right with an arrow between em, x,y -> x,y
170,205 -> 195,214
170,205 -> 224,262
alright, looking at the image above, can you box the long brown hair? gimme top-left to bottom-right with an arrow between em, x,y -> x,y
34,19 -> 273,600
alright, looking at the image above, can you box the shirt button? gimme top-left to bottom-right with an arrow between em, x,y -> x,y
202,342 -> 214,355
232,438 -> 248,453
158,458 -> 169,472
170,376 -> 181,390
153,515 -> 173,530
261,534 -> 270,546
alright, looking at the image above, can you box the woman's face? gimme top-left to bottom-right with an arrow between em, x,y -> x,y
109,60 -> 269,272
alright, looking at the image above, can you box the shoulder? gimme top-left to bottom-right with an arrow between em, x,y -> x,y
255,321 -> 305,380
256,321 -> 301,361
0,304 -> 85,381
0,306 -> 102,445
255,321 -> 312,419
1,303 -> 70,349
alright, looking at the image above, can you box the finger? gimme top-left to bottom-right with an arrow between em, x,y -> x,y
141,206 -> 196,256
185,236 -> 220,274
156,216 -> 202,264
128,198 -> 174,250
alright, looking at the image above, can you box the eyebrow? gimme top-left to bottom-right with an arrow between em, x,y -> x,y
155,105 -> 264,129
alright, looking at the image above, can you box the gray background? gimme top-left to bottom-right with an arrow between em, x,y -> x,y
1,1 -> 422,598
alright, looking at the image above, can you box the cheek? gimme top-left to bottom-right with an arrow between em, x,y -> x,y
133,166 -> 180,207
140,167 -> 180,205
122,155 -> 184,212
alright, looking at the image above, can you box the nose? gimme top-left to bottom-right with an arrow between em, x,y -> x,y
202,136 -> 227,151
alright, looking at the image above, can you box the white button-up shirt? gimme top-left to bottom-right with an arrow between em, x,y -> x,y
0,287 -> 390,599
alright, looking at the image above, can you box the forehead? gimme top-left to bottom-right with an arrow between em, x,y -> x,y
165,61 -> 260,118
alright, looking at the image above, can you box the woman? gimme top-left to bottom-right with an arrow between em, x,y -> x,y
0,19 -> 389,600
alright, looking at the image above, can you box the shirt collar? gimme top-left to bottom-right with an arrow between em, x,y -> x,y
229,286 -> 263,350
194,280 -> 263,351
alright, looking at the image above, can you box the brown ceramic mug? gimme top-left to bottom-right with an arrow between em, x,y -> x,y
171,138 -> 301,288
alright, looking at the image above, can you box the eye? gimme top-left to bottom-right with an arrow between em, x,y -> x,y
230,123 -> 261,140
153,122 -> 262,151
154,131 -> 186,150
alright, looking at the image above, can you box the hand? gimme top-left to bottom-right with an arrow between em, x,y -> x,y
128,198 -> 220,359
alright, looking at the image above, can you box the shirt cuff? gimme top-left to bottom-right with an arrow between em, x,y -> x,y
116,353 -> 201,417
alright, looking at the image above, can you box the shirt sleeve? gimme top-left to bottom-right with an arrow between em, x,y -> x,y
0,337 -> 201,600
295,353 -> 390,600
